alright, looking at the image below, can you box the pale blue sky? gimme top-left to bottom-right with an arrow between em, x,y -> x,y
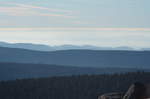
0,0 -> 150,48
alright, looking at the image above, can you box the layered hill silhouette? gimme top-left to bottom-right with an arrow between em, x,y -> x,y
0,41 -> 136,51
0,46 -> 150,68
0,62 -> 145,81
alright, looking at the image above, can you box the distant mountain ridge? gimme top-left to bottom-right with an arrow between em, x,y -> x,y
0,42 -> 54,51
0,41 -> 138,51
0,46 -> 150,68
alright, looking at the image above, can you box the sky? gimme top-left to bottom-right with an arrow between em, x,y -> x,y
0,0 -> 150,48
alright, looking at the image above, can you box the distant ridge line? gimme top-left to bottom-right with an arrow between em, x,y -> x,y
1,41 -> 149,51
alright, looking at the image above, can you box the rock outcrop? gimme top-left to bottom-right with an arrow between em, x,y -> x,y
99,82 -> 150,99
98,92 -> 124,99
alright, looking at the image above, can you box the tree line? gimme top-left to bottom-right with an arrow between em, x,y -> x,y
0,72 -> 150,99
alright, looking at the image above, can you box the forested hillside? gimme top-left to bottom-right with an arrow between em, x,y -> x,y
0,62 -> 145,81
0,72 -> 150,99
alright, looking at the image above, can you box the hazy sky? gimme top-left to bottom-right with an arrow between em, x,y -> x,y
0,0 -> 150,48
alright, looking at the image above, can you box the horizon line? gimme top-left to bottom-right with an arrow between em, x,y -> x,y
0,41 -> 149,50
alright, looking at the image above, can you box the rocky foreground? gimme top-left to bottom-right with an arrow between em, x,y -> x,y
99,82 -> 150,99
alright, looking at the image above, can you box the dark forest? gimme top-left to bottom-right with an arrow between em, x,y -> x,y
0,72 -> 150,99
